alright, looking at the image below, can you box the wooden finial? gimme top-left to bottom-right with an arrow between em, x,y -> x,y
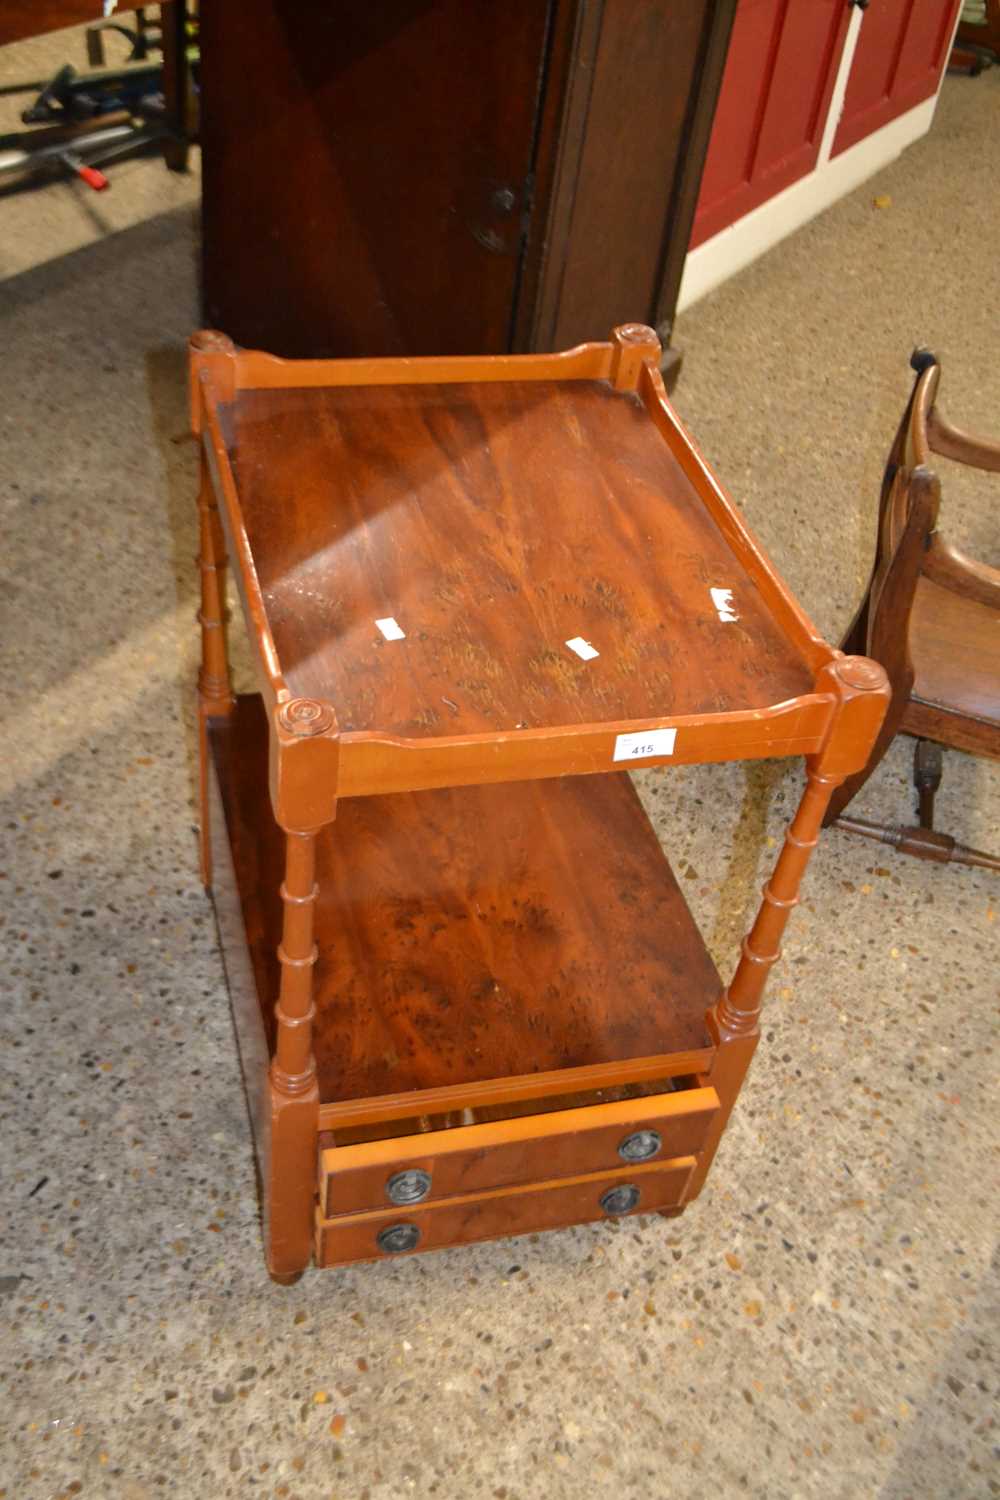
189,330 -> 238,432
189,328 -> 237,355
609,323 -> 661,391
833,655 -> 888,693
277,698 -> 337,737
270,697 -> 340,833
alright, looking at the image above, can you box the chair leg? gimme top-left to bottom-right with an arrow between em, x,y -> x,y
835,737 -> 1000,869
835,815 -> 1000,871
913,739 -> 943,829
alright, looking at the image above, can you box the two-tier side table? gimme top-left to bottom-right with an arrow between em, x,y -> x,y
189,324 -> 889,1282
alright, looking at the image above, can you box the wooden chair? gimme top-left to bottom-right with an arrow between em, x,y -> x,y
823,349 -> 1000,869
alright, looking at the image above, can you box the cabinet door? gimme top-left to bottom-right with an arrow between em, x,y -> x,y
832,0 -> 962,157
529,0 -> 724,351
200,0 -> 555,358
691,0 -> 851,248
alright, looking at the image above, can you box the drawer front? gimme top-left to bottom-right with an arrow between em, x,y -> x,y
320,1086 -> 717,1218
316,1157 -> 696,1267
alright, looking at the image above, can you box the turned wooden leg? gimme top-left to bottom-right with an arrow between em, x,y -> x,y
687,764 -> 844,1200
717,765 -> 840,1037
913,739 -> 943,829
196,450 -> 234,887
687,658 -> 890,1201
838,737 -> 998,868
264,830 -> 321,1281
160,1 -> 191,173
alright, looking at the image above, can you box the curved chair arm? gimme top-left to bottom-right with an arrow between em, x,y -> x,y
927,406 -> 1000,473
925,533 -> 1000,610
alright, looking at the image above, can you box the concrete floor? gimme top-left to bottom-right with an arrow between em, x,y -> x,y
1,24 -> 998,1500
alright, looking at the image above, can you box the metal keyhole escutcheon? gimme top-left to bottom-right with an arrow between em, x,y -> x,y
600,1184 -> 641,1216
618,1129 -> 662,1162
386,1168 -> 432,1205
376,1223 -> 421,1254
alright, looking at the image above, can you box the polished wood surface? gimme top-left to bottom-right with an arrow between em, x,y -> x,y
910,578 -> 1000,749
827,351 -> 1000,868
316,1062 -> 714,1136
192,325 -> 891,1276
198,0 -> 736,367
653,0 -> 740,349
206,735 -> 270,1154
316,1157 -> 697,1268
0,1 -> 102,45
199,0 -> 555,359
320,1087 -> 719,1216
224,378 -> 815,736
531,0 -> 731,353
193,329 -> 837,809
210,694 -> 719,1107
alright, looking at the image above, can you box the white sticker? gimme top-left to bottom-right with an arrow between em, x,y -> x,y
710,587 -> 739,622
566,636 -> 599,661
375,617 -> 406,641
613,728 -> 677,762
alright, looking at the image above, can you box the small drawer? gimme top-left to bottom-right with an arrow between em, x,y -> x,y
316,1156 -> 696,1267
319,1086 -> 717,1217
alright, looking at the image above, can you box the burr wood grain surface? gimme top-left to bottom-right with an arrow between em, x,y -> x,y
223,378 -> 815,736
209,694 -> 719,1106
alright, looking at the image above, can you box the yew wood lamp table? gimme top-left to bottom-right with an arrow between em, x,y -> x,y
189,324 -> 889,1282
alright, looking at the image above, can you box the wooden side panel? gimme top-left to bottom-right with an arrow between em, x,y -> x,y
534,0 -> 715,349
832,0 -> 961,158
199,0 -> 554,357
910,577 -> 1000,738
691,0 -> 851,248
0,2 -> 101,44
316,1158 -> 696,1266
206,724 -> 273,1157
321,1088 -> 719,1215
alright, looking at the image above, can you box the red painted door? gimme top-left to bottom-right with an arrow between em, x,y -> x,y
832,0 -> 961,157
691,0 -> 852,248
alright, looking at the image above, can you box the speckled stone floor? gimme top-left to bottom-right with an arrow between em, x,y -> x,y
1,25 -> 998,1500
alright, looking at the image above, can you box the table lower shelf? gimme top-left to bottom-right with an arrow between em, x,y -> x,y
207,695 -> 719,1130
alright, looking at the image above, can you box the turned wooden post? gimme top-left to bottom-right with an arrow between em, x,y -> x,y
273,830 -> 319,1093
264,824 -> 321,1283
685,656 -> 890,1201
262,696 -> 338,1282
715,763 -> 841,1040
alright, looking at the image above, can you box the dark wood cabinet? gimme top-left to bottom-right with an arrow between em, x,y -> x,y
200,0 -> 737,362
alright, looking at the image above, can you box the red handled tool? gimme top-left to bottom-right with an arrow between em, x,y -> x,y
58,148 -> 109,190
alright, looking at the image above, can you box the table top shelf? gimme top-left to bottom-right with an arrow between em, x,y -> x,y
197,333 -> 838,797
224,376 -> 814,733
210,695 -> 719,1126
